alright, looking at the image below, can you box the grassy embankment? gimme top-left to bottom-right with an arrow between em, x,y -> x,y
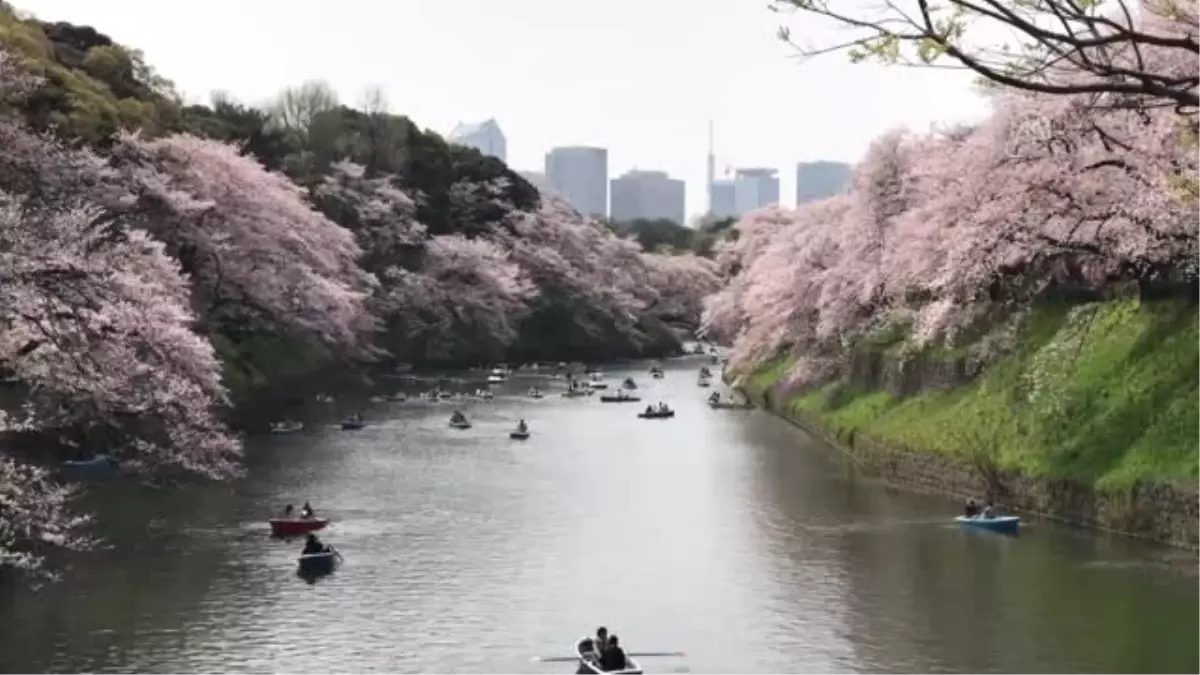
740,298 -> 1198,490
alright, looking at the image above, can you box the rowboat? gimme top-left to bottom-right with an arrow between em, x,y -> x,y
510,429 -> 531,440
528,388 -> 544,399
270,420 -> 304,434
62,455 -> 118,476
449,419 -> 472,429
600,394 -> 641,403
638,410 -> 675,419
562,389 -> 590,398
651,371 -> 664,379
955,515 -> 1021,534
576,638 -> 642,674
697,379 -> 711,388
709,400 -> 753,410
340,419 -> 366,430
269,517 -> 329,537
297,550 -> 339,576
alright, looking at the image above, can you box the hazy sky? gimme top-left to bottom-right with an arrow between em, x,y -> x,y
27,0 -> 990,216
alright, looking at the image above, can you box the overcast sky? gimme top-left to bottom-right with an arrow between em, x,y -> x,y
27,0 -> 990,216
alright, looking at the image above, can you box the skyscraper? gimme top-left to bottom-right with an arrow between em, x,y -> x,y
544,146 -> 608,219
448,119 -> 507,163
732,168 -> 780,214
709,179 -> 737,220
610,170 -> 686,225
709,169 -> 779,220
796,161 -> 852,204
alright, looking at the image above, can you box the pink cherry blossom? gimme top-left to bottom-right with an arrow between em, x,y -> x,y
111,133 -> 378,354
707,69 -> 1197,390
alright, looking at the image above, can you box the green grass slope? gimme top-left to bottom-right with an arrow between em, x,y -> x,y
746,298 -> 1198,489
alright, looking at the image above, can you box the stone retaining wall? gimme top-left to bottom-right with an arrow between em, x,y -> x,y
741,384 -> 1199,550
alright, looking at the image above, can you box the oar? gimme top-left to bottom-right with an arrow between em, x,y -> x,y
531,651 -> 685,663
330,546 -> 344,562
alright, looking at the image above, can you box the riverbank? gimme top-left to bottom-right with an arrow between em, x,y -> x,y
731,297 -> 1199,549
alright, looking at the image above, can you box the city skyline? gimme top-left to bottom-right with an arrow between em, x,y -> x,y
463,119 -> 857,219
26,0 -> 992,219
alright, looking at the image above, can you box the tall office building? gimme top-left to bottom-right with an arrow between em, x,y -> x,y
709,179 -> 738,219
709,169 -> 779,220
796,161 -> 852,204
610,169 -> 686,225
732,168 -> 780,214
448,118 -> 507,163
544,146 -> 608,219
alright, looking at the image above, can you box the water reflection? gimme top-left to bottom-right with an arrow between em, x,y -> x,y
0,358 -> 1194,673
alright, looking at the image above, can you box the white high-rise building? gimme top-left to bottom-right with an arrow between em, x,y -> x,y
610,169 -> 686,225
708,169 -> 779,219
447,118 -> 507,163
732,168 -> 780,214
544,146 -> 608,219
710,179 -> 738,219
796,161 -> 852,204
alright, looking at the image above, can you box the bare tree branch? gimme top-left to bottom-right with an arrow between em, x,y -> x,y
772,0 -> 1199,111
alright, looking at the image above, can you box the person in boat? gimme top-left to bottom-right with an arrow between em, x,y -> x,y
301,533 -> 326,555
579,626 -> 608,659
964,499 -> 980,518
644,404 -> 654,416
598,635 -> 627,672
982,499 -> 997,519
284,504 -> 295,518
300,502 -> 314,519
517,419 -> 528,433
709,392 -> 720,404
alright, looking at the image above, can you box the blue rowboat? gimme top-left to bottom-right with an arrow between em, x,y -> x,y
62,455 -> 118,476
298,550 -> 339,576
955,515 -> 1020,534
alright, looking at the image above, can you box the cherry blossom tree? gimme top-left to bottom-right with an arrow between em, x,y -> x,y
0,458 -> 90,575
499,197 -> 647,348
375,233 -> 536,360
111,133 -> 378,353
1,54 -> 242,573
708,70 -> 1197,391
641,252 -> 722,326
312,161 -> 427,272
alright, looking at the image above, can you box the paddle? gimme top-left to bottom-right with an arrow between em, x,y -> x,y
531,651 -> 685,663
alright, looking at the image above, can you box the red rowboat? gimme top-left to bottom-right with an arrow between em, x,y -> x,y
269,517 -> 329,537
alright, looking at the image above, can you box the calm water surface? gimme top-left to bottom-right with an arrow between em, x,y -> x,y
0,357 -> 1195,673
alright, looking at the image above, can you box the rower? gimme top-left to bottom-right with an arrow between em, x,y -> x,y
283,504 -> 295,518
964,499 -> 980,517
982,500 -> 997,519
301,533 -> 325,555
576,624 -> 604,658
517,419 -> 528,433
599,635 -> 627,671
300,501 -> 314,519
